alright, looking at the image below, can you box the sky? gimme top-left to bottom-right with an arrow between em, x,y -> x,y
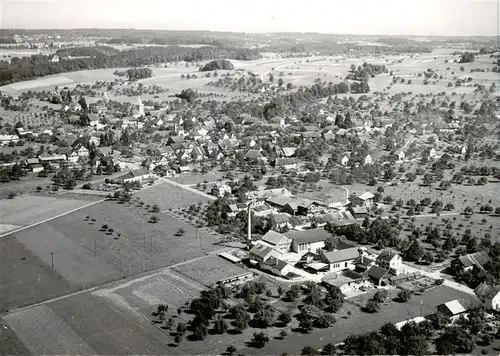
0,0 -> 498,36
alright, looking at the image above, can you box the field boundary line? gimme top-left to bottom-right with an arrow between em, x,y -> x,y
0,198 -> 105,239
160,177 -> 216,200
1,247 -> 232,318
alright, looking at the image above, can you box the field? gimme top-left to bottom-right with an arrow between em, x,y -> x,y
240,285 -> 472,355
0,194 -> 101,232
133,180 -> 213,209
0,234 -> 73,313
173,255 -> 250,287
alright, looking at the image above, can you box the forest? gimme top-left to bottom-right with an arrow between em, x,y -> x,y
0,45 -> 260,86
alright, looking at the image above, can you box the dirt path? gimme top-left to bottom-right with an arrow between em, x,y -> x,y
161,177 -> 216,201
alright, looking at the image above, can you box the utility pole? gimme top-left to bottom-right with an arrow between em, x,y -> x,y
420,300 -> 423,316
150,237 -> 152,252
94,240 -> 97,257
50,252 -> 54,268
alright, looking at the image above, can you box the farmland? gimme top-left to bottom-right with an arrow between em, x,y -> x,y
133,180 -> 212,209
0,193 -> 101,231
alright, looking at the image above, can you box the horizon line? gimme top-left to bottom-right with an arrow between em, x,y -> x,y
2,28 -> 499,39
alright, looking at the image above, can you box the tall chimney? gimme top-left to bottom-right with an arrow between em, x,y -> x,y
247,203 -> 252,249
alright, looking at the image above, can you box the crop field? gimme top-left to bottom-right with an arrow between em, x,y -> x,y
8,199 -> 222,283
0,234 -> 73,313
133,180 -> 213,209
172,255 -> 250,287
0,194 -> 101,230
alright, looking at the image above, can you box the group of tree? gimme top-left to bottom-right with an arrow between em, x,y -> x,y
126,67 -> 153,81
0,45 -> 260,85
200,59 -> 234,71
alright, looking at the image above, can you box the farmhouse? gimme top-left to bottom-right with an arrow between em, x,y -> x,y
288,228 -> 332,255
474,283 -> 500,311
121,168 -> 153,183
261,256 -> 295,277
270,214 -> 291,232
451,251 -> 490,274
436,300 -> 468,320
249,242 -> 283,264
274,158 -> 300,170
376,249 -> 402,274
366,265 -> 391,286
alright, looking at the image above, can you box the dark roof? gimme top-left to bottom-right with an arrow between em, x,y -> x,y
366,265 -> 390,281
475,283 -> 500,299
130,168 -> 149,177
377,249 -> 399,262
457,251 -> 490,269
286,228 -> 332,244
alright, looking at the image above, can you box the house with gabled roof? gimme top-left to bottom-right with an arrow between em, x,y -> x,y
281,147 -> 297,158
451,251 -> 490,274
366,265 -> 390,286
287,228 -> 332,255
436,300 -> 468,320
261,230 -> 292,253
270,214 -> 291,232
320,247 -> 362,272
274,158 -> 300,171
474,283 -> 500,311
249,242 -> 283,264
376,249 -> 402,274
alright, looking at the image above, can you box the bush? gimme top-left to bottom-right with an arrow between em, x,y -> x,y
82,183 -> 92,189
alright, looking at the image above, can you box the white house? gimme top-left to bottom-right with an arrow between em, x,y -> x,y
261,230 -> 292,253
211,182 -> 232,197
364,154 -> 373,166
341,155 -> 350,166
51,55 -> 60,63
376,249 -> 402,274
0,135 -> 20,146
122,168 -> 154,183
320,247 -> 362,272
288,228 -> 332,255
474,283 -> 500,311
429,148 -> 437,159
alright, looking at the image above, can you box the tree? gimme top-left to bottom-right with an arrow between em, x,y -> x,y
301,346 -> 318,356
397,289 -> 412,302
422,173 -> 433,186
299,317 -> 314,332
278,78 -> 284,87
149,215 -> 159,223
213,316 -> 228,334
252,304 -> 276,328
226,346 -> 237,355
315,313 -> 336,328
324,236 -> 336,252
176,322 -> 187,336
151,204 -> 160,212
191,315 -> 208,340
233,308 -> 250,332
284,284 -> 301,301
364,300 -> 380,313
373,290 -> 388,303
435,326 -> 474,354
324,286 -> 344,313
251,332 -> 270,348
277,310 -> 292,326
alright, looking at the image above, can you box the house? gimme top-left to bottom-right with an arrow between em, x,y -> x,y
51,55 -> 60,63
364,154 -> 373,166
376,249 -> 402,274
451,251 -> 490,274
68,151 -> 81,164
211,182 -> 232,197
395,150 -> 405,161
122,168 -> 153,183
341,155 -> 349,166
321,270 -> 370,294
74,144 -> 89,158
270,214 -> 291,232
474,283 -> 500,311
274,158 -> 299,170
395,316 -> 426,331
288,228 -> 332,254
357,191 -> 375,208
249,242 -> 283,264
168,135 -> 184,145
39,154 -> 67,162
429,147 -> 437,159
312,211 -> 357,228
320,247 -> 361,272
191,146 -> 205,162
366,265 -> 391,286
351,206 -> 369,218
0,135 -> 20,145
260,230 -> 292,253
261,256 -> 295,277
436,300 -> 468,320
281,147 -> 297,158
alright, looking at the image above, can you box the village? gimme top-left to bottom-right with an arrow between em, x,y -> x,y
0,27 -> 499,355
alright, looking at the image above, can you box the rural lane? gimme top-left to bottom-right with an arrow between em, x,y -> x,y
160,177 -> 216,201
0,198 -> 105,239
1,246 -> 234,318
